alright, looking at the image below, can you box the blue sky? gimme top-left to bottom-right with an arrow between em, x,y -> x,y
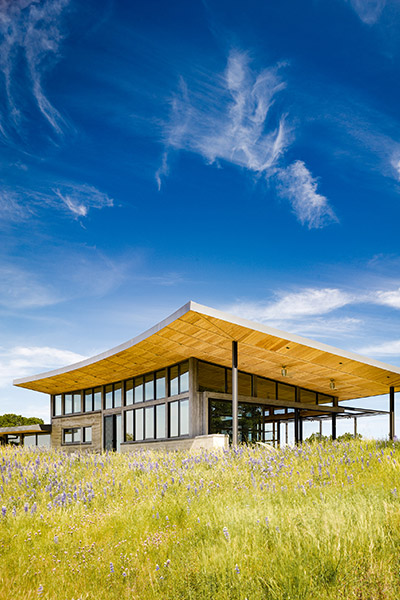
2,0 -> 400,439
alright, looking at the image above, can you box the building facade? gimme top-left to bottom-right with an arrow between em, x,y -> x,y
11,302 -> 400,452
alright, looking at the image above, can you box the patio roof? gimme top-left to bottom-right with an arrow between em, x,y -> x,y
13,301 -> 400,400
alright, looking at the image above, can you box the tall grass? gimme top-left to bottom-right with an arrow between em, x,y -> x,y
1,439 -> 400,599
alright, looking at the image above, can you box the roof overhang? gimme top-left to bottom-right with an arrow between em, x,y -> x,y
0,424 -> 51,436
13,301 -> 400,400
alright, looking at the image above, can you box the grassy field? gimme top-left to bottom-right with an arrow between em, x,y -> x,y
1,440 -> 400,599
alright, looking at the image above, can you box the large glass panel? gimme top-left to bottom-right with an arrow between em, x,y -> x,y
116,414 -> 122,452
24,434 -> 36,447
180,362 -> 189,393
169,401 -> 179,437
180,399 -> 189,436
156,370 -> 166,399
238,372 -> 252,396
125,380 -> 134,405
134,377 -> 143,403
277,382 -> 296,404
169,366 -> 179,396
145,406 -> 154,439
105,384 -> 113,409
38,434 -> 50,448
83,427 -> 92,443
125,410 -> 134,441
135,408 -> 144,441
156,404 -> 165,439
299,389 -> 317,404
54,395 -> 62,416
198,362 -> 225,393
73,393 -> 81,413
144,373 -> 154,401
73,428 -> 81,443
239,403 -> 262,443
64,394 -> 72,414
257,378 -> 276,400
114,383 -> 122,408
104,416 -> 114,451
94,387 -> 102,411
84,390 -> 93,412
209,399 -> 232,437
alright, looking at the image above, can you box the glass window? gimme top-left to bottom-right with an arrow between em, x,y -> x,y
169,401 -> 179,437
209,399 -> 232,437
238,372 -> 252,396
85,390 -> 93,412
198,361 -> 225,393
180,362 -> 189,393
24,434 -> 36,447
38,434 -> 50,448
180,399 -> 189,436
277,382 -> 296,404
156,404 -> 165,439
135,408 -> 144,441
156,370 -> 166,399
116,414 -> 122,452
63,428 -> 80,443
73,393 -> 81,413
105,384 -> 113,409
125,410 -> 134,441
94,387 -> 102,411
64,394 -> 73,414
125,380 -> 134,405
54,395 -> 62,416
299,389 -> 317,404
169,366 -> 179,396
145,406 -> 154,439
83,427 -> 92,443
257,378 -> 276,400
114,383 -> 122,408
134,377 -> 143,403
144,373 -> 154,401
274,408 -> 285,415
318,393 -> 334,406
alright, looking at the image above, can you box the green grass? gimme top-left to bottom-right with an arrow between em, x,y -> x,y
1,439 -> 400,599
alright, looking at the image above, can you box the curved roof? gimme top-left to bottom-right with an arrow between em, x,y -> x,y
13,301 -> 400,400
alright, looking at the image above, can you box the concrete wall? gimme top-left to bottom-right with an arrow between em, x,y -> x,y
120,434 -> 228,453
51,412 -> 102,453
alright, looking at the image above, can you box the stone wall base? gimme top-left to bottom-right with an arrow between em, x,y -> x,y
120,434 -> 228,453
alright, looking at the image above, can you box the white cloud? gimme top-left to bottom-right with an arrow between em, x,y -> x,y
0,182 -> 113,223
346,0 -> 386,24
357,339 -> 400,357
160,50 -> 290,178
0,345 -> 86,389
277,161 -> 337,229
373,288 -> 400,309
225,288 -> 353,322
0,0 -> 70,138
53,183 -> 114,218
0,265 -> 59,309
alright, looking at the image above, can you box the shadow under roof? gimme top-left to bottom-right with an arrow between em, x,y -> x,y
13,301 -> 400,400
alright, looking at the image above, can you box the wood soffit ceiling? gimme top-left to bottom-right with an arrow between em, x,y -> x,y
13,302 -> 400,400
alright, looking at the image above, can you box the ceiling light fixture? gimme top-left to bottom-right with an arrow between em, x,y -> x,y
329,379 -> 336,390
281,366 -> 288,377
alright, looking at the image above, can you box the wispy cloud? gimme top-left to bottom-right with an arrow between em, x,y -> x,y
225,288 -> 353,323
357,339 -> 400,356
373,288 -> 400,309
158,49 -> 336,228
0,0 -> 70,139
0,182 -> 113,223
0,345 -> 86,389
0,265 -> 59,309
277,161 -> 337,229
345,0 -> 386,24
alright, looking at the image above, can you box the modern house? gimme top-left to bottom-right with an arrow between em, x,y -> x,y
7,301 -> 400,452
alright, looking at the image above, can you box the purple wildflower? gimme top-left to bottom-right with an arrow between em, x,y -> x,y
223,526 -> 230,541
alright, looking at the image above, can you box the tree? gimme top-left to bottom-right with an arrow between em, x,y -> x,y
0,414 -> 44,428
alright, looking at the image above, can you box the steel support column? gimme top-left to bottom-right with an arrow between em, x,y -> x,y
389,386 -> 395,441
332,414 -> 337,440
294,408 -> 299,444
299,414 -> 303,443
353,417 -> 357,438
319,419 -> 323,439
232,341 -> 238,447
